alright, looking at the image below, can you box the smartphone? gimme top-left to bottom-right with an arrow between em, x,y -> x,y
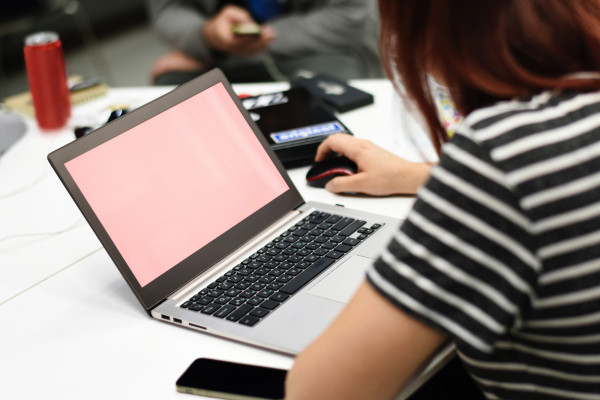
232,23 -> 262,36
176,358 -> 287,400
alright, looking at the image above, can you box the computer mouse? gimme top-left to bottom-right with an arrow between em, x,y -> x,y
306,155 -> 358,188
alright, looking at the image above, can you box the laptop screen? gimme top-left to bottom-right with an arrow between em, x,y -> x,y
65,83 -> 289,287
49,69 -> 303,310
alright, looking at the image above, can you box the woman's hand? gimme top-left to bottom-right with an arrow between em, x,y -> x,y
315,134 -> 432,196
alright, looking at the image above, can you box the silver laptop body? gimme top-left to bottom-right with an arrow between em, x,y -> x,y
48,69 -> 401,355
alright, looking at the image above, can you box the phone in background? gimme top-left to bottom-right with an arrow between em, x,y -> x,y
232,23 -> 262,36
176,358 -> 287,400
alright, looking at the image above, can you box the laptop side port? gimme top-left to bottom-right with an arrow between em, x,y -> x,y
174,318 -> 182,324
161,314 -> 170,320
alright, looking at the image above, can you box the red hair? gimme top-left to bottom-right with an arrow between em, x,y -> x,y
378,0 -> 600,155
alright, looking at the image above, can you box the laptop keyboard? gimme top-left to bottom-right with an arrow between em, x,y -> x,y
180,211 -> 382,327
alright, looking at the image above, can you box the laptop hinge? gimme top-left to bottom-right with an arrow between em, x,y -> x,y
169,209 -> 303,301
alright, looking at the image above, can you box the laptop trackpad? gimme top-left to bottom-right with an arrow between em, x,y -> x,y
307,255 -> 374,304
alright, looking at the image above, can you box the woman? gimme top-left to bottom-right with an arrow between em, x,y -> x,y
286,1 -> 600,399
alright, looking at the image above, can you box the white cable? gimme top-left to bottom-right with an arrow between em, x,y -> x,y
0,245 -> 103,307
0,217 -> 85,255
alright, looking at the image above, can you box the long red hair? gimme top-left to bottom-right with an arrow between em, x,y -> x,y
378,0 -> 600,155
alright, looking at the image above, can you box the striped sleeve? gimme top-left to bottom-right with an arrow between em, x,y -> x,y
368,130 -> 538,354
367,90 -> 600,399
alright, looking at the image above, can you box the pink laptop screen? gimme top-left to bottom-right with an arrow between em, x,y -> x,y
65,83 -> 289,287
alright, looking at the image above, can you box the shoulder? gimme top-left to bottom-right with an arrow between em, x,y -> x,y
451,90 -> 600,174
458,90 -> 600,150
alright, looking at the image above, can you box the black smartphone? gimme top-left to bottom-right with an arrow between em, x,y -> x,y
176,358 -> 287,400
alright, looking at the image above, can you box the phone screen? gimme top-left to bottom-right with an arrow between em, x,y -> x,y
176,358 -> 287,400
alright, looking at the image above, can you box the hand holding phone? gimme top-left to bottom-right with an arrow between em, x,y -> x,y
176,358 -> 287,400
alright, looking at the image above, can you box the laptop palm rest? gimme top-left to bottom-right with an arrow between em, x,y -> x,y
306,255 -> 373,304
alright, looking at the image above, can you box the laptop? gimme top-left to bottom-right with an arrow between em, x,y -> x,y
47,68 -> 402,355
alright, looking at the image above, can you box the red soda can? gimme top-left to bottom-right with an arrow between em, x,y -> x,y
24,32 -> 71,130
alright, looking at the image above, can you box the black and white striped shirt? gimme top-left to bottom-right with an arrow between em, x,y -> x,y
368,90 -> 600,399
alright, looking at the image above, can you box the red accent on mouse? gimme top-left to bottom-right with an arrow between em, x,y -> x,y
306,155 -> 358,188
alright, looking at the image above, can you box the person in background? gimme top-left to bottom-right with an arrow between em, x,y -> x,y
286,1 -> 600,399
145,0 -> 383,84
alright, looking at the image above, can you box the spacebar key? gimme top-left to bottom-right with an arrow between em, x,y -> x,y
279,257 -> 335,295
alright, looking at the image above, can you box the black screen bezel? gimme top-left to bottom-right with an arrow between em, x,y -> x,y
47,69 -> 304,311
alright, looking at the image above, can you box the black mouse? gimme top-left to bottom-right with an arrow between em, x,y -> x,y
306,155 -> 358,188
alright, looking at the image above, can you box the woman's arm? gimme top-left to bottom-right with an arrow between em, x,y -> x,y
286,282 -> 447,400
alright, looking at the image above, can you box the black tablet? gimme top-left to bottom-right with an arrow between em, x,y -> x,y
241,87 -> 352,168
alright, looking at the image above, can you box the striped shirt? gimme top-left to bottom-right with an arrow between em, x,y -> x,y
368,90 -> 600,399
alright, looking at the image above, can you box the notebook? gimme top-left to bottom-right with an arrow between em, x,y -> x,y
47,68 -> 402,355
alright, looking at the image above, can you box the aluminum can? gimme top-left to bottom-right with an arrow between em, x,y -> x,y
24,32 -> 71,130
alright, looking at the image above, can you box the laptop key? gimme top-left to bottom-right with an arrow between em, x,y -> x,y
270,292 -> 289,302
258,289 -> 274,297
215,296 -> 232,305
267,281 -> 284,290
343,237 -> 360,246
269,268 -> 285,276
234,281 -> 251,290
198,296 -> 213,305
240,290 -> 257,298
276,275 -> 293,283
335,244 -> 353,253
330,235 -> 346,243
250,307 -> 270,318
331,217 -> 354,231
309,212 -> 331,224
297,261 -> 311,269
214,305 -> 237,318
260,299 -> 280,310
207,289 -> 224,297
226,304 -> 253,321
201,304 -> 221,315
229,297 -> 247,306
244,274 -> 260,283
225,288 -> 241,297
228,275 -> 244,283
217,281 -> 235,290
314,248 -> 329,256
279,257 -> 335,295
325,214 -> 342,224
250,283 -> 265,291
339,220 -> 366,236
239,315 -> 260,327
326,251 -> 344,259
180,301 -> 193,308
248,296 -> 265,306
259,275 -> 276,284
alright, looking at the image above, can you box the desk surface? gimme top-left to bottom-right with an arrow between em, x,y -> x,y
0,80 -> 435,399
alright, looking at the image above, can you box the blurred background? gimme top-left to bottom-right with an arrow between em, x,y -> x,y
0,0 -> 170,99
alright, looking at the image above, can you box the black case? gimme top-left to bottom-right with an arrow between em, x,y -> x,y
290,74 -> 374,113
241,87 -> 352,168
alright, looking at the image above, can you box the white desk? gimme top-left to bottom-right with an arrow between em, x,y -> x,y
0,80 -> 435,399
